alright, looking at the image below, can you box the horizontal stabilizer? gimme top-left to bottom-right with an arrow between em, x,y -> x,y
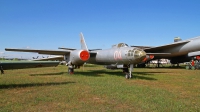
131,45 -> 153,49
58,47 -> 101,51
89,49 -> 102,51
58,47 -> 76,50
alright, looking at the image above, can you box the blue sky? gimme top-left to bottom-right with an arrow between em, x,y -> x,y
0,0 -> 200,59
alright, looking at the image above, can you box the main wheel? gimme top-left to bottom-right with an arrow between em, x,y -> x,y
125,73 -> 130,79
68,68 -> 74,74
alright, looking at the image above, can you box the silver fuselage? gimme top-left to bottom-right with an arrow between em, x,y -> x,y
88,47 -> 146,65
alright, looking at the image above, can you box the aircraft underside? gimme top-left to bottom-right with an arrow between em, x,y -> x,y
67,63 -> 134,79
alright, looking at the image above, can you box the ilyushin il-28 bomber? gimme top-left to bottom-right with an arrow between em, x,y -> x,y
5,33 -> 166,79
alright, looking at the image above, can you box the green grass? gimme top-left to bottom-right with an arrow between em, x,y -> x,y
0,65 -> 200,112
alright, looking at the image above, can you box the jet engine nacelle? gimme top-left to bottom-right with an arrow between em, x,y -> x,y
69,50 -> 90,65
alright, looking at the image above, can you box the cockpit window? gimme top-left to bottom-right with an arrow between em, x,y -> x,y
117,43 -> 129,48
128,50 -> 134,56
134,50 -> 140,58
117,43 -> 123,47
124,44 -> 129,47
128,49 -> 141,58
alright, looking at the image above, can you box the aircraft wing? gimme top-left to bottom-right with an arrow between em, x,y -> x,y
0,61 -> 59,70
5,48 -> 70,55
144,40 -> 190,52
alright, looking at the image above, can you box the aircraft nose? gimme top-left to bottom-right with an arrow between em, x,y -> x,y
140,50 -> 146,58
134,49 -> 146,60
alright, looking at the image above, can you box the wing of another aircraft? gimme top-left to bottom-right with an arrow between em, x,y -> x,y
32,56 -> 64,61
5,48 -> 70,55
144,40 -> 190,52
0,61 -> 59,70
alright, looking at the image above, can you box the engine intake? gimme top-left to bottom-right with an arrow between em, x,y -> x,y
80,50 -> 90,61
69,50 -> 90,65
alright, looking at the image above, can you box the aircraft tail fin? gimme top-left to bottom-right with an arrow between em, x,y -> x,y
80,32 -> 89,51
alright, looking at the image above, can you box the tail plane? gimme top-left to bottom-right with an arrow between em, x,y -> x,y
80,32 -> 88,51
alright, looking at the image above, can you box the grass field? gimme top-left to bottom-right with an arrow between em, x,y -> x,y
0,65 -> 200,112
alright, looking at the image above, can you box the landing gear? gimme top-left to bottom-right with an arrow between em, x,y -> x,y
123,64 -> 133,79
68,67 -> 74,74
66,61 -> 74,74
125,73 -> 130,79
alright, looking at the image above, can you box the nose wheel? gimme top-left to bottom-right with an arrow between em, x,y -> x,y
123,64 -> 133,79
67,61 -> 74,74
125,73 -> 132,79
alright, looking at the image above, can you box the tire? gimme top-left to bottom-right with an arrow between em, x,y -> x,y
125,73 -> 130,79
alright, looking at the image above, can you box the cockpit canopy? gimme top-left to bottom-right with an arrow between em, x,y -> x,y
112,43 -> 129,48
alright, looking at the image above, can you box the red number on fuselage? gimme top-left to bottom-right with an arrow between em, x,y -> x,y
114,51 -> 122,60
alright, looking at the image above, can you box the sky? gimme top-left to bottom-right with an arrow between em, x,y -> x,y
0,0 -> 200,59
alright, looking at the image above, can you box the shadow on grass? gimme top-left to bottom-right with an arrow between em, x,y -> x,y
0,81 -> 75,89
134,71 -> 169,75
30,71 -> 104,77
132,75 -> 156,80
30,72 -> 67,76
76,70 -> 158,80
29,69 -> 161,80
